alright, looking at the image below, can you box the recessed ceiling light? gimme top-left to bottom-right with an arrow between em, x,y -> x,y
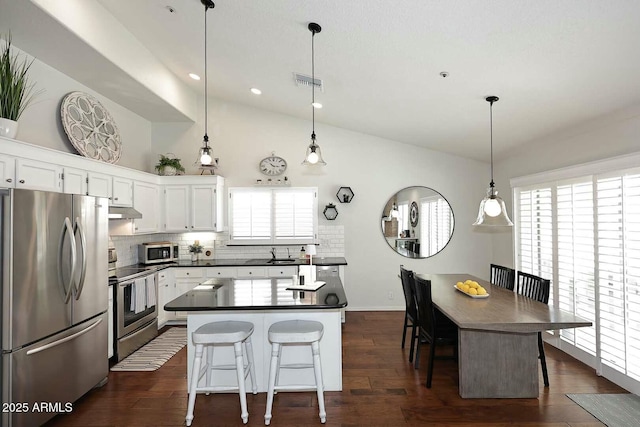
312,102 -> 322,109
189,73 -> 200,80
250,88 -> 262,95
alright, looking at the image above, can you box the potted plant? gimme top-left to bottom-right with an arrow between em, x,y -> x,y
155,154 -> 185,176
0,34 -> 41,139
188,241 -> 203,261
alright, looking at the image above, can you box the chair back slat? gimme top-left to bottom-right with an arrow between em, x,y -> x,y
490,264 -> 515,291
516,271 -> 550,304
400,266 -> 417,319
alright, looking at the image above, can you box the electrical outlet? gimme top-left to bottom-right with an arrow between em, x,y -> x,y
388,291 -> 393,300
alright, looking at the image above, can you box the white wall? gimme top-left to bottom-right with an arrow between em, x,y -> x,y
8,47 -> 153,172
492,108 -> 640,268
153,98 -> 493,310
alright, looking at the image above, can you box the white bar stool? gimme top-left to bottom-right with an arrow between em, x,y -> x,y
264,320 -> 326,425
185,321 -> 257,426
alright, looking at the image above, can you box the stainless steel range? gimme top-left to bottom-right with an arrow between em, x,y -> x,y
109,259 -> 159,361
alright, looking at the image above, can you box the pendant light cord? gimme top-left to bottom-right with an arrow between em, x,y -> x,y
311,28 -> 316,139
203,3 -> 209,145
489,99 -> 494,187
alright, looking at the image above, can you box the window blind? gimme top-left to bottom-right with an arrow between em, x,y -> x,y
420,197 -> 454,257
229,187 -> 317,244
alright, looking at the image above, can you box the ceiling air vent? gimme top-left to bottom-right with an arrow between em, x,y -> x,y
293,73 -> 324,92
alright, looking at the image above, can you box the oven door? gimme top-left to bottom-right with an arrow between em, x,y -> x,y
116,272 -> 158,339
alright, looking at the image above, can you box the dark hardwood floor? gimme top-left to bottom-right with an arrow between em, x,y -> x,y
45,311 -> 624,426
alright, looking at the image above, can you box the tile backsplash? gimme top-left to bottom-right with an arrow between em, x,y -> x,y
111,225 -> 344,267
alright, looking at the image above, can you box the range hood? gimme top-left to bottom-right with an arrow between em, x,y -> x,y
108,206 -> 142,219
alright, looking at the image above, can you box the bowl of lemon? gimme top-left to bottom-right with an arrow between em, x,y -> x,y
454,279 -> 489,298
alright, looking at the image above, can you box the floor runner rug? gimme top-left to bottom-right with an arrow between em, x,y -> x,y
110,328 -> 187,372
567,393 -> 640,427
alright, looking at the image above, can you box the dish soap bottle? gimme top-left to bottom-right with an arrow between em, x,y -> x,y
299,246 -> 306,259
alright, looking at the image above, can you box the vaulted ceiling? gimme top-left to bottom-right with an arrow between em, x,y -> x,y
3,0 -> 640,162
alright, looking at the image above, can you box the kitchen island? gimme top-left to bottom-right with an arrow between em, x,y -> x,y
165,276 -> 347,392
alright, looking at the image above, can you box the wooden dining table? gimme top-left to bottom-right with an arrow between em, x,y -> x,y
415,273 -> 592,398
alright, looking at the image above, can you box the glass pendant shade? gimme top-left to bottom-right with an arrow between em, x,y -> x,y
390,203 -> 399,218
302,134 -> 326,165
473,187 -> 513,226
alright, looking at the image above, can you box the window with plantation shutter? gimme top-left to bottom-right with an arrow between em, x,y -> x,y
557,180 -> 596,355
229,187 -> 317,245
513,157 -> 640,394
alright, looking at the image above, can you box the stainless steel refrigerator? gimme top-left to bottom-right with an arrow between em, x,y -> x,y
1,189 -> 108,427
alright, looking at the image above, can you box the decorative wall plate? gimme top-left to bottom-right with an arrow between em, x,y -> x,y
410,201 -> 419,227
60,91 -> 122,164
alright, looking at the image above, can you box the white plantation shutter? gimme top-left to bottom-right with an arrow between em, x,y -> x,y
517,187 -> 554,304
557,180 -> 596,355
229,189 -> 271,242
234,279 -> 272,306
597,173 -> 640,380
229,187 -> 317,244
275,189 -> 316,242
514,162 -> 640,393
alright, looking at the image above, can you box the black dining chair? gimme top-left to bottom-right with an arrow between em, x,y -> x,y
490,264 -> 515,291
516,271 -> 551,387
400,266 -> 418,363
412,275 -> 458,388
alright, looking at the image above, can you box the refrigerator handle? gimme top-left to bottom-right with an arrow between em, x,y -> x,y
25,318 -> 103,356
73,217 -> 88,300
57,217 -> 76,303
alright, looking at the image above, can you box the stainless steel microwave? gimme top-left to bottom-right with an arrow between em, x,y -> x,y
138,241 -> 178,265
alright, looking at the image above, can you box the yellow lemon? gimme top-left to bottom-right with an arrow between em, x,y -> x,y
469,282 -> 478,289
462,284 -> 470,293
468,288 -> 478,295
464,279 -> 473,285
477,287 -> 487,295
456,281 -> 464,289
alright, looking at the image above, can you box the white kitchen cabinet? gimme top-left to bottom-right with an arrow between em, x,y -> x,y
87,171 -> 112,198
162,181 -> 222,232
173,268 -> 204,321
62,167 -> 87,195
15,158 -> 62,192
267,266 -> 298,278
206,267 -> 238,278
112,177 -> 133,206
108,285 -> 114,359
163,185 -> 190,231
0,153 -> 16,188
236,267 -> 267,278
133,181 -> 160,233
157,269 -> 175,327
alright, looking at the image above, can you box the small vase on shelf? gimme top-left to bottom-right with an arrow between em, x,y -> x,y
191,253 -> 198,262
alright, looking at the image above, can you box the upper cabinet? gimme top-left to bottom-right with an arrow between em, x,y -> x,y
133,181 -> 160,234
87,172 -> 112,198
112,177 -> 133,207
62,167 -> 87,195
161,176 -> 225,232
15,158 -> 62,192
0,153 -> 16,188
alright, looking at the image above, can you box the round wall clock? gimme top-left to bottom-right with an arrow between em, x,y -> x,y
259,155 -> 287,176
60,91 -> 122,164
410,201 -> 419,227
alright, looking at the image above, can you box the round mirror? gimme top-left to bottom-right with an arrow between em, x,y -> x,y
381,186 -> 455,258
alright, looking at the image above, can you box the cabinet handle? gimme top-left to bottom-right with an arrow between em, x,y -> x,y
6,178 -> 11,183
185,226 -> 188,229
114,197 -> 118,201
19,179 -> 25,184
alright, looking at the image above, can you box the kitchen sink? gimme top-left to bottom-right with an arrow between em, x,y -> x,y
244,258 -> 297,265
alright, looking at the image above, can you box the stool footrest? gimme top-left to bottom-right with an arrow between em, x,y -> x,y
196,385 -> 245,393
274,385 -> 319,392
278,363 -> 314,369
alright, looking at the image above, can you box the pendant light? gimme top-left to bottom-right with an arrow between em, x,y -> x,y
302,22 -> 326,166
198,0 -> 216,167
473,96 -> 513,227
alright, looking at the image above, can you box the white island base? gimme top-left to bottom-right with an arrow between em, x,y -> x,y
185,309 -> 343,393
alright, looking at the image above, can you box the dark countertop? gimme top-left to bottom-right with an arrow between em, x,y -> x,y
165,276 -> 347,311
172,257 -> 347,268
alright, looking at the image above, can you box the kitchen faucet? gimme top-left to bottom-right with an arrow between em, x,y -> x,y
270,247 -> 276,260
